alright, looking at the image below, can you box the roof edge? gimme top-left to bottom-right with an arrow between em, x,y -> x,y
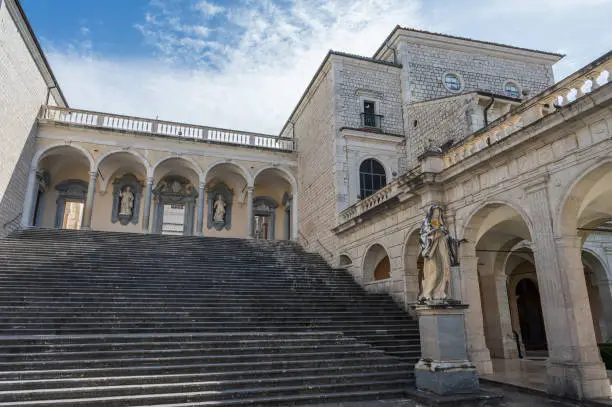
6,0 -> 68,107
373,26 -> 565,62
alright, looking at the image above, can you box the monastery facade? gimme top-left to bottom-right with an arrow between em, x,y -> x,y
1,0 -> 612,399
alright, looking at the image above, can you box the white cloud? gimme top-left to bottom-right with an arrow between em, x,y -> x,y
195,1 -> 225,17
48,0 -> 424,134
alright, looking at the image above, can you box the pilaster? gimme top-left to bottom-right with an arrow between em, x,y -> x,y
142,177 -> 154,233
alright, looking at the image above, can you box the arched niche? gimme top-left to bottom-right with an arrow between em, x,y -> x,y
207,182 -> 233,231
151,175 -> 198,236
363,243 -> 391,282
54,179 -> 88,229
111,174 -> 142,226
252,196 -> 278,240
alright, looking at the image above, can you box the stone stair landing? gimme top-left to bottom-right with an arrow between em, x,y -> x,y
0,228 -> 419,406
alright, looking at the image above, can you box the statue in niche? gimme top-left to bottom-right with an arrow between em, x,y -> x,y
119,186 -> 135,216
213,194 -> 226,223
207,183 -> 233,231
418,205 -> 460,303
111,174 -> 142,226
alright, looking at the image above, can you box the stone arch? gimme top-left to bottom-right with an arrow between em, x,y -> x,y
253,165 -> 297,191
460,199 -> 534,244
339,254 -> 353,268
582,249 -> 612,342
206,160 -> 253,187
96,150 -> 151,193
557,159 -> 612,237
362,243 -> 391,282
33,143 -> 95,171
152,155 -> 204,183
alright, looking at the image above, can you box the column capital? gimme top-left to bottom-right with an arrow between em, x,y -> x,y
88,171 -> 98,179
247,186 -> 254,192
199,182 -> 206,190
146,177 -> 154,185
554,235 -> 582,248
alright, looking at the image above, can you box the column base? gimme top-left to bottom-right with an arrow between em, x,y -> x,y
547,359 -> 611,399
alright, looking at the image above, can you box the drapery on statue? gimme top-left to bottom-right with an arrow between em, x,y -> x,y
213,194 -> 226,223
119,186 -> 135,216
418,205 -> 460,303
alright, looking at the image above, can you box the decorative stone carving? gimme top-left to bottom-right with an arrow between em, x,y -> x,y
207,183 -> 233,231
111,174 -> 142,226
418,205 -> 460,303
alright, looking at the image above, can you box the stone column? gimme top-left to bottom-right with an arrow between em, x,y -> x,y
526,181 -> 610,399
480,273 -> 518,359
20,167 -> 38,228
291,189 -> 299,241
457,244 -> 493,374
81,171 -> 97,230
142,177 -> 154,233
595,279 -> 612,342
196,182 -> 205,236
246,186 -> 254,237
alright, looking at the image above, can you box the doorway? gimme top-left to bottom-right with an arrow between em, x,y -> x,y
61,200 -> 84,230
516,278 -> 547,352
162,204 -> 185,235
254,215 -> 271,240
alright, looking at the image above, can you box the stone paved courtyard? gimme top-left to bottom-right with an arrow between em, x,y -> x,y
316,383 -> 610,406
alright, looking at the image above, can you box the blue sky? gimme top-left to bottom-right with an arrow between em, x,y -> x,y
21,0 -> 612,134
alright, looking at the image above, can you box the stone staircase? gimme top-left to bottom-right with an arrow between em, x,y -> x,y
0,228 -> 419,406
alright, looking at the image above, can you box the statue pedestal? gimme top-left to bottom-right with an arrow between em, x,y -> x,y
413,303 -> 479,396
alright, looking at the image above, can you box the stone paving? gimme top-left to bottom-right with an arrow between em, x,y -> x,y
315,382 -> 608,406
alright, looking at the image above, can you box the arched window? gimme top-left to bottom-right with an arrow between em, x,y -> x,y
504,81 -> 520,98
359,159 -> 387,199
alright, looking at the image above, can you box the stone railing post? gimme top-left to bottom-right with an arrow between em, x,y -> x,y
81,171 -> 98,230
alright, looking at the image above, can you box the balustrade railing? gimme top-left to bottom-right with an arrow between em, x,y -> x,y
39,106 -> 295,151
338,167 -> 422,224
443,52 -> 612,169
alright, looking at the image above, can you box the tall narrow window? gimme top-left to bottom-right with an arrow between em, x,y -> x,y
359,159 -> 387,199
363,100 -> 376,127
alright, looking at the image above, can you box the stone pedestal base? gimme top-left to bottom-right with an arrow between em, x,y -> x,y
413,303 -> 481,396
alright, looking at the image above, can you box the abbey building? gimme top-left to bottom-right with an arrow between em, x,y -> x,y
1,0 -> 612,400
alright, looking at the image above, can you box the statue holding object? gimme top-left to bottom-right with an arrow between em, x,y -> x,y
418,205 -> 460,303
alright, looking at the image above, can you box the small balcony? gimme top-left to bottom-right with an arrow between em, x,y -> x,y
360,113 -> 384,130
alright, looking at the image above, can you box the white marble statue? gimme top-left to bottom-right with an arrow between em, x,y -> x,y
213,194 -> 226,223
419,205 -> 455,302
119,186 -> 135,216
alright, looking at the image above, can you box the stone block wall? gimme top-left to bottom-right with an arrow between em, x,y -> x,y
405,93 -> 478,167
293,63 -> 339,263
332,54 -> 404,136
0,1 -> 53,236
398,41 -> 555,103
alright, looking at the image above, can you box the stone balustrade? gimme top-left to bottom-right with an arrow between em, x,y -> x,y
39,106 -> 295,151
338,167 -> 422,225
443,52 -> 612,169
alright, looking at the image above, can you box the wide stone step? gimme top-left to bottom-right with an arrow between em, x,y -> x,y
0,371 -> 411,401
0,356 -> 409,379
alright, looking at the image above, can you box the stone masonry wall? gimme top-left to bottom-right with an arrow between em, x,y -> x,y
405,93 -> 478,167
399,42 -> 555,103
0,2 -> 50,236
333,54 -> 404,136
294,64 -> 338,264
